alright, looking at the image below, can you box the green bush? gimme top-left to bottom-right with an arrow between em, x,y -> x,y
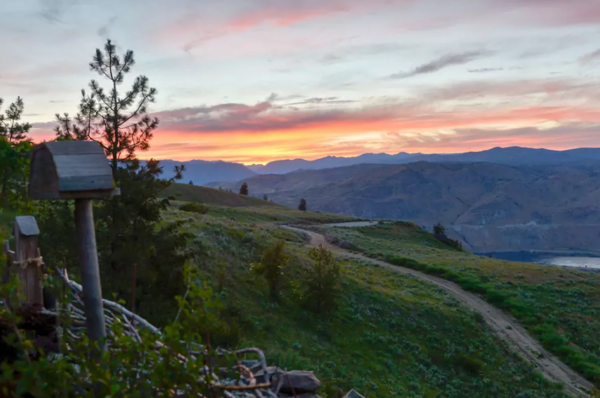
180,202 -> 209,214
454,354 -> 484,375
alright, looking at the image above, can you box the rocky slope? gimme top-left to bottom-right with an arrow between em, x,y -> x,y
216,161 -> 600,253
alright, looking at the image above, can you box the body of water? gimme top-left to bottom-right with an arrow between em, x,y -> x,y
480,251 -> 600,269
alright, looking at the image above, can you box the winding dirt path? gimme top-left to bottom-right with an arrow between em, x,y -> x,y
283,225 -> 593,397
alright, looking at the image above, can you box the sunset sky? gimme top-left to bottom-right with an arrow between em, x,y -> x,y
3,0 -> 600,164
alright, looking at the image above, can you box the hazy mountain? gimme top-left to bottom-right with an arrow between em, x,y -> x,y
248,147 -> 600,174
157,159 -> 256,185
216,161 -> 600,253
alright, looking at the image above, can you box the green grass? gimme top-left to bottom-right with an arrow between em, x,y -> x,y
162,183 -> 281,208
309,220 -> 600,386
161,206 -> 569,397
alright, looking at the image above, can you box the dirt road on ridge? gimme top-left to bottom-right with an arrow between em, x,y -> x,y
282,225 -> 593,398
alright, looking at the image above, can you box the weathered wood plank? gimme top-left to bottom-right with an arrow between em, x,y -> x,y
75,199 -> 107,350
44,141 -> 105,156
13,218 -> 43,307
53,154 -> 112,178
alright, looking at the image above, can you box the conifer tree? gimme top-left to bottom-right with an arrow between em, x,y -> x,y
298,198 -> 307,211
54,39 -> 159,181
239,182 -> 249,196
251,240 -> 289,303
0,97 -> 32,205
304,245 -> 341,314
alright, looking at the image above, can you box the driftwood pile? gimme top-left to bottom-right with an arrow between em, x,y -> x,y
1,265 -> 324,398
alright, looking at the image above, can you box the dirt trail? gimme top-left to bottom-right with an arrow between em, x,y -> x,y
283,225 -> 593,398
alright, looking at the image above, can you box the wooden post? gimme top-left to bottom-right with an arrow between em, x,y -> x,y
75,199 -> 106,348
12,216 -> 43,307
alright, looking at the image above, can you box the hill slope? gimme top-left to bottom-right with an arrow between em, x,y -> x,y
218,161 -> 600,253
162,183 -> 280,208
159,201 -> 573,397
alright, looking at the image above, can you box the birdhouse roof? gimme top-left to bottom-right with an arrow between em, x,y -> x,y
30,141 -> 118,200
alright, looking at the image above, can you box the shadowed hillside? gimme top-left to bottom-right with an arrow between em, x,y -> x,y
215,161 -> 600,253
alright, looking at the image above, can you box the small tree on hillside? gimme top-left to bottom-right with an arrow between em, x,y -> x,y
239,182 -> 249,196
263,194 -> 268,201
433,222 -> 446,236
298,198 -> 307,211
189,180 -> 194,185
251,240 -> 289,303
304,245 -> 341,314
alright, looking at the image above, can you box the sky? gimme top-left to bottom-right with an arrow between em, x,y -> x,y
2,0 -> 600,164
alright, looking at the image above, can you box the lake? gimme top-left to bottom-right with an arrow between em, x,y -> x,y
480,251 -> 600,270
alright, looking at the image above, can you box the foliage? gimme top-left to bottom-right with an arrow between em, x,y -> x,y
0,97 -> 31,143
239,182 -> 249,196
0,260 -> 240,397
433,222 -> 446,236
38,160 -> 194,326
251,240 -> 289,303
263,194 -> 269,201
304,245 -> 341,314
298,198 -> 307,212
0,137 -> 32,208
54,39 -> 159,178
432,222 -> 463,251
179,202 -> 209,215
165,205 -> 569,397
0,97 -> 33,208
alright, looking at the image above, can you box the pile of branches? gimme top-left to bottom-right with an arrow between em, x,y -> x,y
2,265 -> 286,398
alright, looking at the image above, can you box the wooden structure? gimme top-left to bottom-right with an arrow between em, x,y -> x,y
3,216 -> 44,307
29,141 -> 118,200
29,141 -> 119,349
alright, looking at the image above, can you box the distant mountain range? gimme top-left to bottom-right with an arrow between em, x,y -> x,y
157,160 -> 257,185
248,147 -> 600,175
210,161 -> 600,253
151,147 -> 600,186
157,147 -> 600,185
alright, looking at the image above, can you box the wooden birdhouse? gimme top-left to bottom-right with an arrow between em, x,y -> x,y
27,140 -> 118,346
29,141 -> 119,200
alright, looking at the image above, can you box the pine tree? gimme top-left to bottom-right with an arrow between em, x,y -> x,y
263,194 -> 268,201
239,182 -> 249,196
298,198 -> 307,211
251,241 -> 289,303
0,97 -> 32,205
189,180 -> 194,185
54,39 -> 159,181
304,245 -> 341,314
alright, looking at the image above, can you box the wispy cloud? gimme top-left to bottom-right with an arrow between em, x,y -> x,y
97,16 -> 117,37
469,67 -> 504,73
580,48 -> 600,65
39,0 -> 76,23
390,51 -> 487,79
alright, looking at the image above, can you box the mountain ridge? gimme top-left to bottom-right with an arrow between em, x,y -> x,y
211,160 -> 600,253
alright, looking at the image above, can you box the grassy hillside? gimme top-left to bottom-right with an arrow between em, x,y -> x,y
309,221 -> 600,385
162,183 -> 281,208
156,201 -> 569,397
